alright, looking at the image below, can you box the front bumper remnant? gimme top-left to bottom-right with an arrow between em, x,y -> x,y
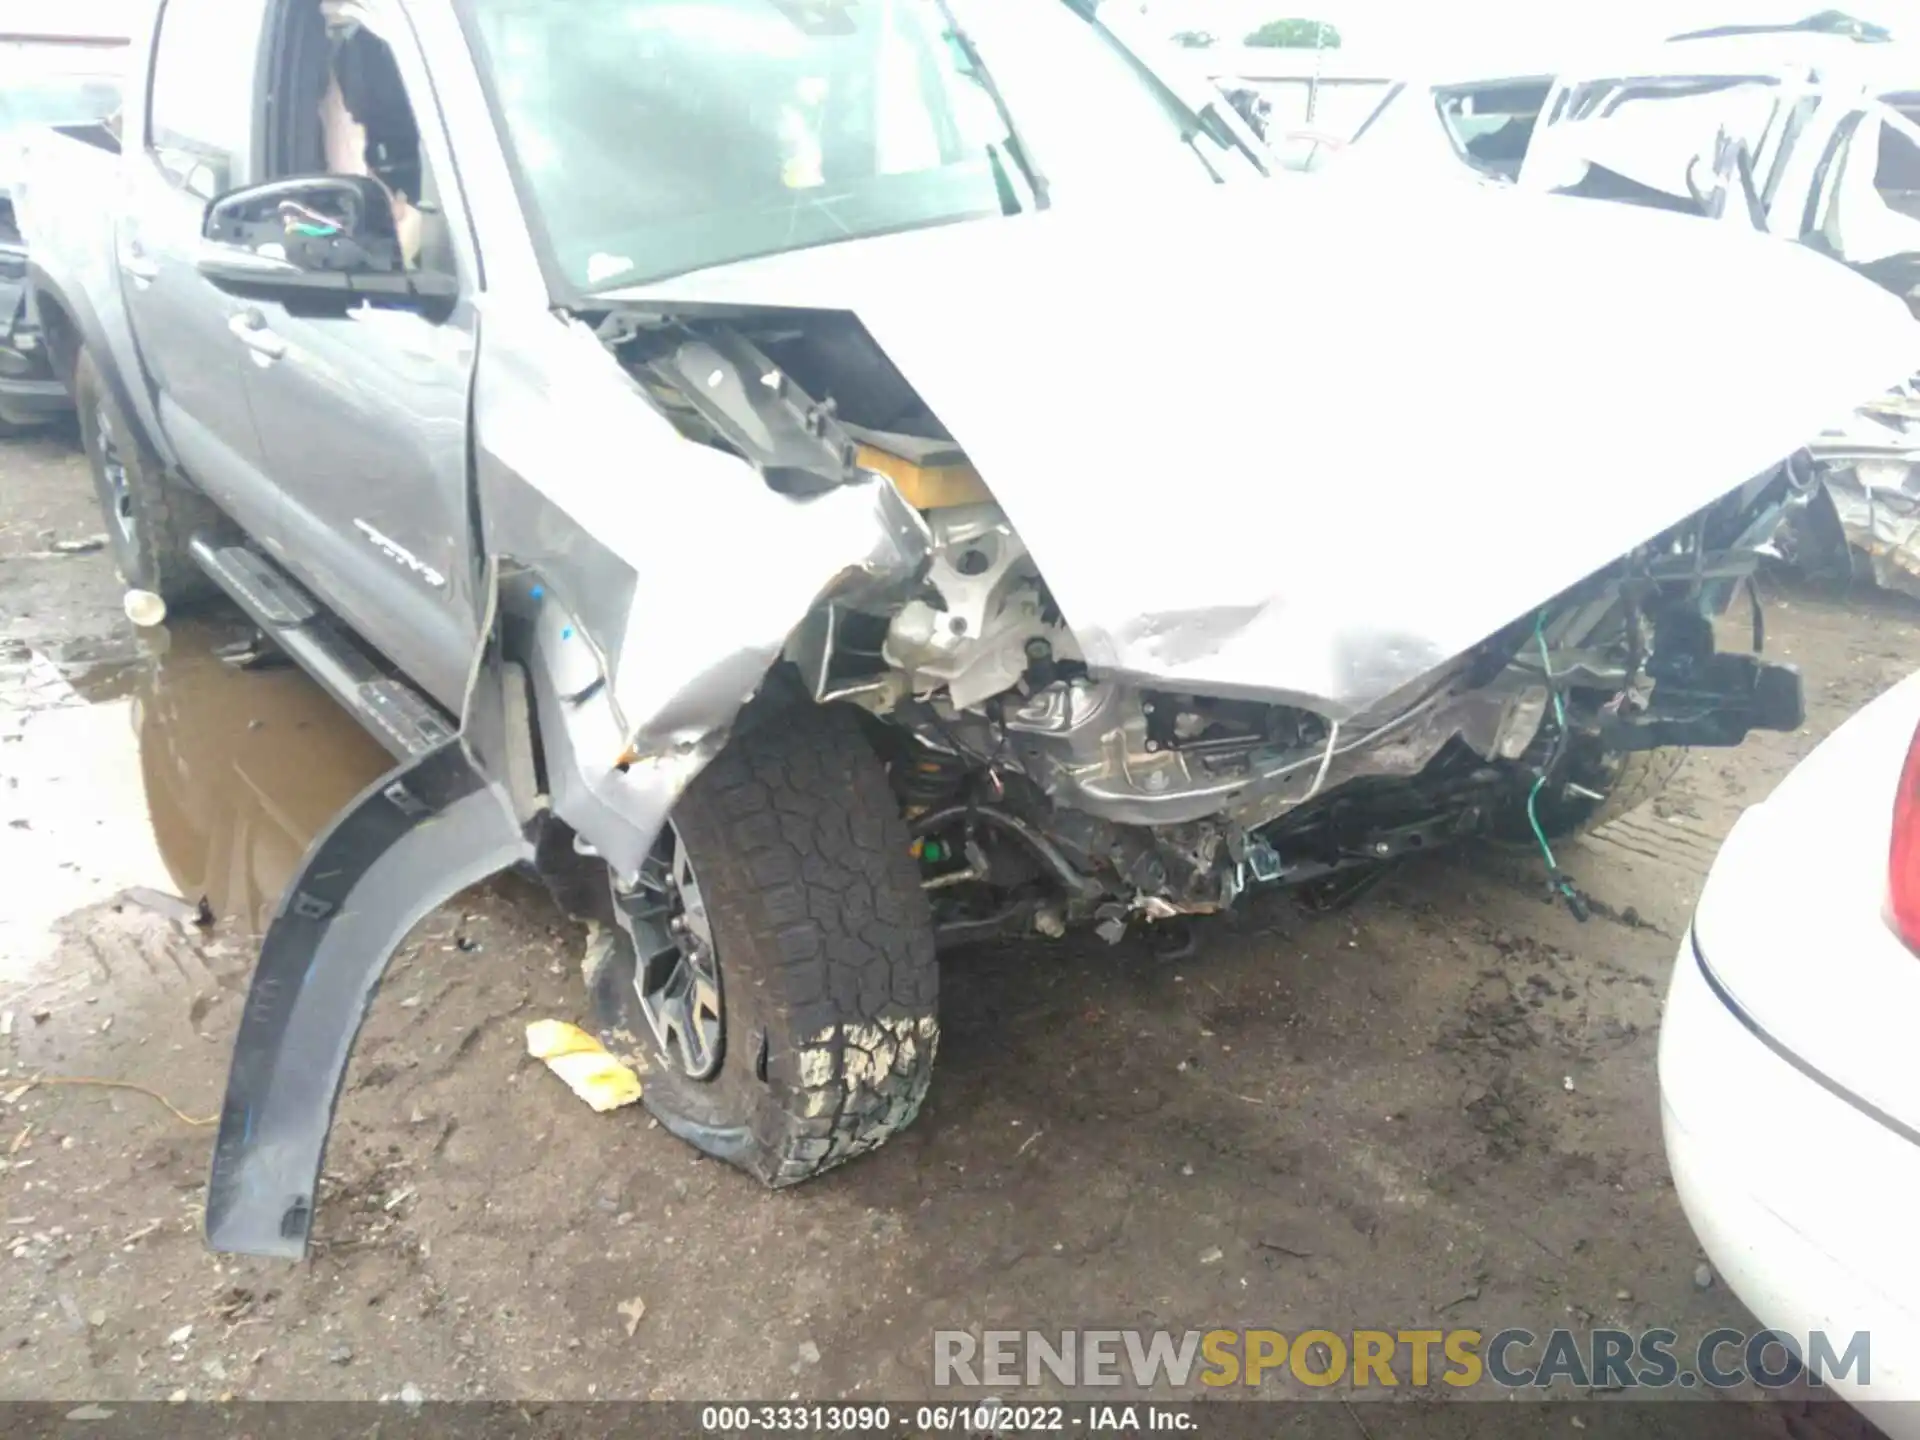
204,739 -> 533,1258
1598,610 -> 1805,752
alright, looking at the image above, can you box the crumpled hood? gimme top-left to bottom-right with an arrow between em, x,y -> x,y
611,180 -> 1920,718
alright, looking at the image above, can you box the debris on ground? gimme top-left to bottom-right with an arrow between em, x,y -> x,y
213,1286 -> 261,1323
1438,1278 -> 1485,1311
120,887 -> 206,928
12,1075 -> 214,1127
525,1020 -> 643,1113
122,590 -> 167,627
50,536 -> 107,555
618,1297 -> 646,1337
1694,1264 -> 1714,1290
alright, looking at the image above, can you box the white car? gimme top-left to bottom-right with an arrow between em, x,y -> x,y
1661,668 -> 1920,1432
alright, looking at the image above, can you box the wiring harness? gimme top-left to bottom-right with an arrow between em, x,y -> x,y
1525,609 -> 1591,923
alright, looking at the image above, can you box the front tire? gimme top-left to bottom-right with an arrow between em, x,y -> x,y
1496,741 -> 1686,844
74,348 -> 222,606
587,703 -> 940,1187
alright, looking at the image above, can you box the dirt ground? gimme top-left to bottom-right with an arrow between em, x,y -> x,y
1,426 -> 1915,1419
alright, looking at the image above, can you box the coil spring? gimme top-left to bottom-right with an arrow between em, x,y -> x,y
895,745 -> 969,811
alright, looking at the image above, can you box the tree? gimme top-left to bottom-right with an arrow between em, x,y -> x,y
1171,29 -> 1217,48
1244,18 -> 1341,48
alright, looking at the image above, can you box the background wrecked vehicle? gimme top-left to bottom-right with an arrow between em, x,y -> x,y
1276,20 -> 1920,596
0,8 -> 125,435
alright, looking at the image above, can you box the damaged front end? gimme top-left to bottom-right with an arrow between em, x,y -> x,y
203,314 -> 939,1260
567,296 -> 1816,945
204,178 -> 1920,1256
810,444 -> 1810,941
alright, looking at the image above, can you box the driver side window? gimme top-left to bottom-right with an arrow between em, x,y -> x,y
263,0 -> 454,275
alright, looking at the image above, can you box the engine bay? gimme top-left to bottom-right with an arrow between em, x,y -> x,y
593,303 -> 1810,941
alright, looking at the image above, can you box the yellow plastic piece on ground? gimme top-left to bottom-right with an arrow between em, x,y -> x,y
525,1019 -> 643,1113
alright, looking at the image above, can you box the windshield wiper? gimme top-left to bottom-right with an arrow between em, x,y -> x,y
1193,98 -> 1271,176
931,0 -> 1051,211
1063,0 -> 1270,178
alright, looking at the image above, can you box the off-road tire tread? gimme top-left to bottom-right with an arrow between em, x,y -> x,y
659,703 -> 938,1187
74,349 -> 223,606
1578,746 -> 1687,834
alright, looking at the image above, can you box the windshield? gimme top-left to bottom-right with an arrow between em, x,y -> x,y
457,0 -> 1255,295
0,41 -> 123,134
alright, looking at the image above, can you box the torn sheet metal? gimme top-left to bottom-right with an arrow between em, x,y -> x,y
608,179 -> 1920,718
1828,466 -> 1920,596
471,307 -> 929,882
1813,379 -> 1920,597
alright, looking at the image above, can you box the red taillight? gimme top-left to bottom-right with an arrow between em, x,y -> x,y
1889,717 -> 1920,952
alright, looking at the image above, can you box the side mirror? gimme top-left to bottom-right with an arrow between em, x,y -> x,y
196,175 -> 454,316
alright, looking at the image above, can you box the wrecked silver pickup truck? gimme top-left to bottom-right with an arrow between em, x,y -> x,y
15,0 -> 1920,1259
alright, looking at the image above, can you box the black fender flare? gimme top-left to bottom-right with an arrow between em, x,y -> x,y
204,732 -> 535,1258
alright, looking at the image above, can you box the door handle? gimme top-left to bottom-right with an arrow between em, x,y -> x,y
120,240 -> 160,286
228,309 -> 288,363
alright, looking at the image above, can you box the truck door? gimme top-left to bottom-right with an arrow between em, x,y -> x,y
225,0 -> 481,711
120,0 -> 284,547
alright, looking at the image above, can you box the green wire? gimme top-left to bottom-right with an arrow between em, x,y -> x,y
1526,609 -> 1570,874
